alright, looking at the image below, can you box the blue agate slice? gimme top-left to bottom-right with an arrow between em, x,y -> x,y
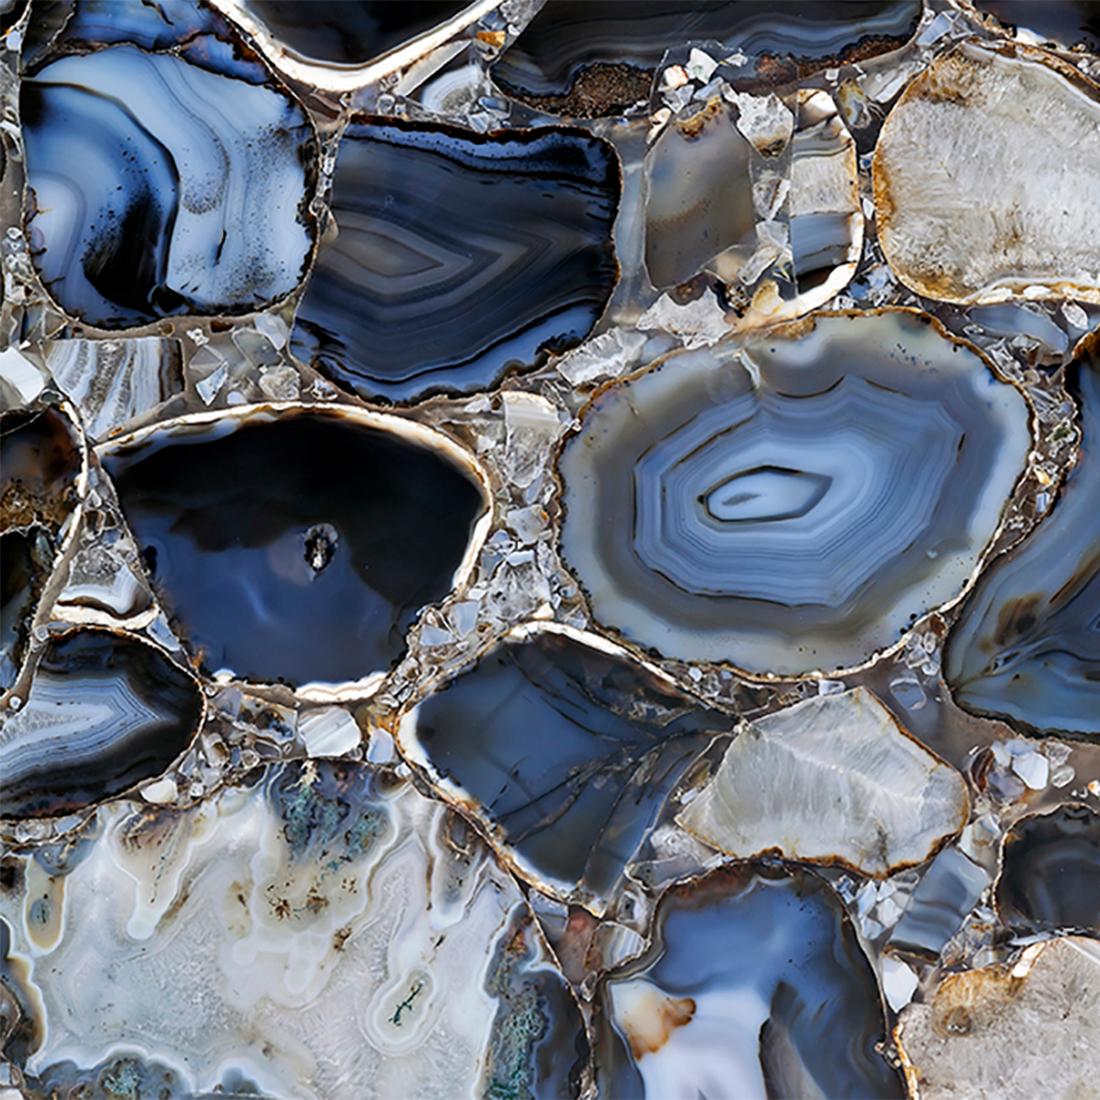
101,408 -> 488,688
0,628 -> 203,818
945,345 -> 1100,735
20,2 -> 316,328
598,866 -> 905,1098
290,117 -> 619,403
401,625 -> 733,908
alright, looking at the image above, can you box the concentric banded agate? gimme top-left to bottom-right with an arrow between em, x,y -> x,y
290,117 -> 619,403
0,628 -> 203,818
558,309 -> 1031,676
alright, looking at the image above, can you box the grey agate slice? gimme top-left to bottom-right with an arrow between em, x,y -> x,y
398,624 -> 734,910
0,628 -> 203,818
598,866 -> 904,1099
945,342 -> 1100,735
558,309 -> 1031,676
20,0 -> 317,329
289,117 -> 620,404
996,805 -> 1100,934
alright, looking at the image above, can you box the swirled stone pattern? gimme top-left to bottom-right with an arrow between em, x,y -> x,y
101,409 -> 486,688
492,0 -> 920,116
0,629 -> 202,818
559,310 -> 1031,675
598,866 -> 904,1099
21,17 -> 315,329
289,117 -> 619,403
0,761 -> 585,1098
945,351 -> 1100,735
401,628 -> 733,907
997,806 -> 1100,934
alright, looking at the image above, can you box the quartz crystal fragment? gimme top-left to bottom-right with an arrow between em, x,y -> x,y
0,761 -> 586,1098
558,309 -> 1031,676
945,344 -> 1100,734
398,624 -> 734,910
645,87 -> 862,320
598,866 -> 904,1098
873,40 -> 1100,305
491,1 -> 921,117
0,628 -> 203,817
20,0 -> 317,328
887,845 -> 991,958
100,407 -> 489,688
896,937 -> 1100,1100
290,117 -> 619,403
996,805 -> 1100,933
678,687 -> 969,876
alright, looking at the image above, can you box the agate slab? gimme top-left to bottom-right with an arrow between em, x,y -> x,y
559,309 -> 1031,676
290,117 -> 620,403
100,407 -> 489,688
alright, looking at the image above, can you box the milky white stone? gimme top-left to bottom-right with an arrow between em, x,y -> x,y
678,687 -> 969,876
874,41 -> 1100,304
897,937 -> 1100,1099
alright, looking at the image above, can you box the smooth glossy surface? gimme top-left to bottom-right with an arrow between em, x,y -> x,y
241,0 -> 474,64
559,310 -> 1031,675
679,687 -> 969,876
21,9 -> 316,328
997,806 -> 1100,933
945,349 -> 1100,735
599,866 -> 904,1099
101,409 -> 487,687
0,628 -> 202,817
492,1 -> 921,116
290,117 -> 619,403
401,626 -> 732,907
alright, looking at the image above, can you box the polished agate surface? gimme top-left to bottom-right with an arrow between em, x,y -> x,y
559,310 -> 1030,675
2,1 -> 1099,1097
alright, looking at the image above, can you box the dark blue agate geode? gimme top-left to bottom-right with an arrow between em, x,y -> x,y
101,408 -> 487,688
290,117 -> 620,403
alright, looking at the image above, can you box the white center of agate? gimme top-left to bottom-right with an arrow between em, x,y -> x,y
701,466 -> 831,524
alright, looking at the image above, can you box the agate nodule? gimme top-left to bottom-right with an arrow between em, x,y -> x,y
290,117 -> 619,403
558,309 -> 1031,676
100,406 -> 489,689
